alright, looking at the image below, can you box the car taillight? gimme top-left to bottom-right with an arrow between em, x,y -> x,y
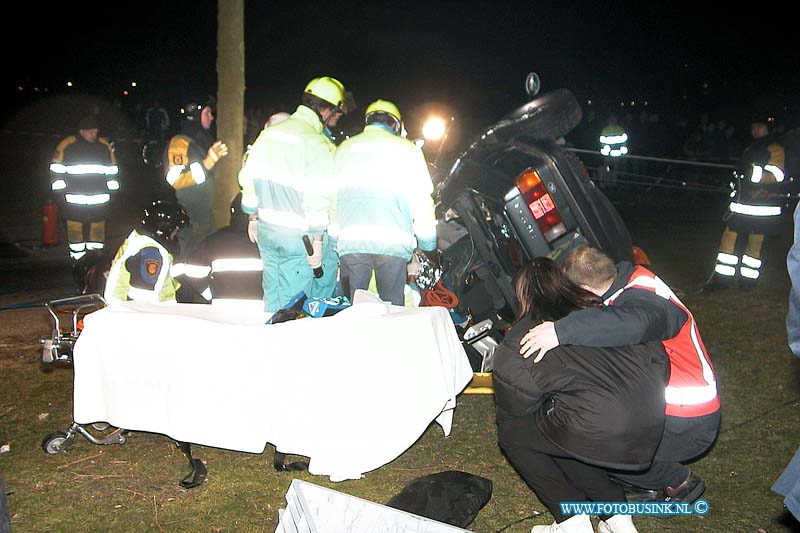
515,168 -> 567,242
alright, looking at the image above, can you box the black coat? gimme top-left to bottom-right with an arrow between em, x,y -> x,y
493,317 -> 669,471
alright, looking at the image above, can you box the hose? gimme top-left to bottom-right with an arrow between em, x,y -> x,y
420,280 -> 459,308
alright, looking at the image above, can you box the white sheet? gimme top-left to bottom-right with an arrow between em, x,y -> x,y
72,296 -> 473,481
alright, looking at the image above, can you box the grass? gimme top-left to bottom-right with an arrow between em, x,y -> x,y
2,201 -> 800,532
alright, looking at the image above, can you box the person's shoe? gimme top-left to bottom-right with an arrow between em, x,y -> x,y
610,477 -> 658,503
531,513 -> 592,532
702,275 -> 734,292
659,471 -> 706,503
597,514 -> 638,533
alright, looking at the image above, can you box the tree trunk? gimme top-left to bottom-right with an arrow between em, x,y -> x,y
214,0 -> 245,228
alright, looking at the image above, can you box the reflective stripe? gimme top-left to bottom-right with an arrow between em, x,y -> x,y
740,266 -> 760,279
51,179 -> 67,191
741,254 -> 762,269
257,208 -> 308,230
338,224 -> 416,248
765,164 -> 785,182
716,252 -> 739,266
106,179 -> 120,191
750,165 -> 763,183
165,165 -> 184,186
50,163 -> 118,175
599,133 -> 628,144
171,263 -> 212,278
69,250 -> 87,260
128,286 -> 160,302
714,264 -> 736,277
211,258 -> 263,272
729,202 -> 782,217
253,168 -> 304,191
608,146 -> 628,157
201,287 -> 213,300
85,242 -> 104,251
189,162 -> 207,184
69,243 -> 86,252
65,193 -> 110,205
665,381 -> 718,406
600,145 -> 611,156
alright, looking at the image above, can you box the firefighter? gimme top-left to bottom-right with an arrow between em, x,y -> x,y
104,200 -> 189,304
599,113 -> 629,157
164,97 -> 229,257
173,193 -> 263,308
330,99 -> 438,306
238,76 -> 345,312
49,115 -> 119,268
707,115 -> 786,289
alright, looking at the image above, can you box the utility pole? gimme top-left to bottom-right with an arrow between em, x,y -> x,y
214,0 -> 245,228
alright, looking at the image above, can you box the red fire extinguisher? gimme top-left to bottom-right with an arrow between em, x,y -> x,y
42,199 -> 59,246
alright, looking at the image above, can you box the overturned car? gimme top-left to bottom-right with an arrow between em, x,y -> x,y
432,77 -> 636,373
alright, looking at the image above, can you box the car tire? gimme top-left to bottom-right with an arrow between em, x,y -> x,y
495,88 -> 583,142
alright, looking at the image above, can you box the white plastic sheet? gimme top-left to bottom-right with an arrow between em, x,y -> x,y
72,294 -> 473,481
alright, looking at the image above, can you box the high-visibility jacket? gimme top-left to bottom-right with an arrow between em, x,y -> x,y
605,266 -> 720,418
330,123 -> 437,260
238,105 -> 335,237
727,136 -> 786,231
104,230 -> 180,304
599,123 -> 629,157
50,135 -> 118,211
164,134 -> 211,191
172,225 -> 263,305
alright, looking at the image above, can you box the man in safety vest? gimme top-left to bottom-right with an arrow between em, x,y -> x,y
104,200 -> 189,304
707,116 -> 786,289
164,97 -> 229,257
173,193 -> 263,309
330,99 -> 438,305
519,244 -> 720,504
238,76 -> 345,312
49,115 -> 119,267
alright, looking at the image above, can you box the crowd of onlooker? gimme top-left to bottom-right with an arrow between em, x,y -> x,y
567,107 -> 797,163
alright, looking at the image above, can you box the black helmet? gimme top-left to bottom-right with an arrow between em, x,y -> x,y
181,96 -> 216,122
140,200 -> 190,243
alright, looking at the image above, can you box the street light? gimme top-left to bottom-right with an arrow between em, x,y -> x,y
422,117 -> 447,141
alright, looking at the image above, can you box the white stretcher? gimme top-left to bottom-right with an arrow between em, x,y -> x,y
69,291 -> 474,482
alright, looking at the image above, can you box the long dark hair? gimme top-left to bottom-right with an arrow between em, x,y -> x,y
514,257 -> 601,323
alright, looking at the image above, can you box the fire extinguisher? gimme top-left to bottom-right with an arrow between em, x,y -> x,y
42,199 -> 59,246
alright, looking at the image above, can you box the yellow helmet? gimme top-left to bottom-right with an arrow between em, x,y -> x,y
365,99 -> 402,123
304,77 -> 345,108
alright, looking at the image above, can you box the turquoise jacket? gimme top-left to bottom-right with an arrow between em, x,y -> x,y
238,105 -> 335,237
331,124 -> 437,260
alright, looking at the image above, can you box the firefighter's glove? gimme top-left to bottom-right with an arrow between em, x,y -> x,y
247,219 -> 258,244
206,141 -> 229,166
519,321 -> 560,362
306,239 -> 323,269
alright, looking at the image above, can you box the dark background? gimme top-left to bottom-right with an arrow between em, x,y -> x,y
3,1 -> 798,143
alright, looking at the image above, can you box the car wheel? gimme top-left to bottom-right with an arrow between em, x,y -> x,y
496,88 -> 583,141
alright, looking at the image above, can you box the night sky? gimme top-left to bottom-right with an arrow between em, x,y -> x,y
6,1 -> 798,135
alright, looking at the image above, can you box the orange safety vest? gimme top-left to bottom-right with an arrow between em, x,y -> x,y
605,266 -> 720,418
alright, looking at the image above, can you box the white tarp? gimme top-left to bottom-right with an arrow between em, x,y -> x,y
72,292 -> 474,481
276,479 -> 468,532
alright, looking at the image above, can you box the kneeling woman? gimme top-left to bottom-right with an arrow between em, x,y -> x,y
493,258 -> 668,533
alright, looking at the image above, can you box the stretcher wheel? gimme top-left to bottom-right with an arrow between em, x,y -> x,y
41,432 -> 70,454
